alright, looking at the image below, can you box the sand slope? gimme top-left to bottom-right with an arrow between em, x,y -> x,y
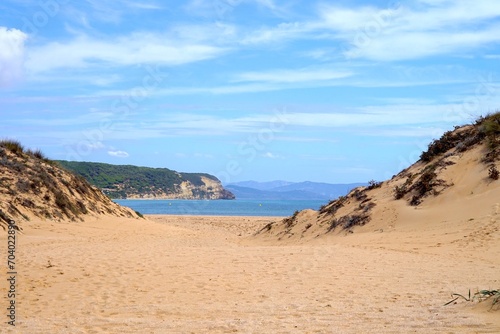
0,214 -> 498,333
0,144 -> 139,230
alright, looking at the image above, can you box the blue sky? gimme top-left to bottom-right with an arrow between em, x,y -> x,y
1,0 -> 500,184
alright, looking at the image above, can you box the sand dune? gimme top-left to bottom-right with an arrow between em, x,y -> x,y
0,213 -> 498,333
1,117 -> 498,332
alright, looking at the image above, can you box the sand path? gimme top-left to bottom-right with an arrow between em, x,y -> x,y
0,215 -> 498,333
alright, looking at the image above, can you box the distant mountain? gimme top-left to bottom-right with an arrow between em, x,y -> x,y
231,180 -> 295,191
57,161 -> 235,200
226,181 -> 365,200
225,185 -> 330,200
272,181 -> 366,198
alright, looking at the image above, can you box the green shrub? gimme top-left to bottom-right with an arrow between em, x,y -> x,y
481,112 -> 500,134
480,112 -> 500,150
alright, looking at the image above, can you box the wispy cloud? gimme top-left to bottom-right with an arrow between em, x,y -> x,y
232,1 -> 500,60
319,0 -> 500,61
108,150 -> 129,158
123,1 -> 163,10
262,152 -> 284,159
25,33 -> 227,74
232,67 -> 353,83
240,21 -> 312,45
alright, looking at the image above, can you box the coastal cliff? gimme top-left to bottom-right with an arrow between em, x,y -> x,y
57,160 -> 235,200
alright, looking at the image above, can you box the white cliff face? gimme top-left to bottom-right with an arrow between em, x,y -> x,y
124,176 -> 234,200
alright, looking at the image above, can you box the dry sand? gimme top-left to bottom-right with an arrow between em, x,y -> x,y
1,213 -> 498,333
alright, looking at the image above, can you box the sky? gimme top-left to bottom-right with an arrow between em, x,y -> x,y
1,0 -> 500,184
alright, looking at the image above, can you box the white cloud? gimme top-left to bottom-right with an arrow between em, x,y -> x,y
262,152 -> 283,159
0,27 -> 27,87
248,104 -> 469,130
25,33 -> 227,74
360,127 -> 446,138
240,21 -> 311,45
108,150 -> 129,158
194,153 -> 214,159
184,0 -> 288,19
319,0 -> 500,61
344,26 -> 500,61
87,141 -> 105,149
237,1 -> 500,60
233,67 -> 352,83
123,1 -> 163,10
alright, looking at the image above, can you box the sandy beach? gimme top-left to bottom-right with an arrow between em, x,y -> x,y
0,213 -> 498,333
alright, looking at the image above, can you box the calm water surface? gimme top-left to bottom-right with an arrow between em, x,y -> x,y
114,199 -> 327,217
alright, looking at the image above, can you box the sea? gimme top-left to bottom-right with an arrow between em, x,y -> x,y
114,199 -> 328,217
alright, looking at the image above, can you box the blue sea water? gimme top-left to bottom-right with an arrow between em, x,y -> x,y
114,199 -> 328,217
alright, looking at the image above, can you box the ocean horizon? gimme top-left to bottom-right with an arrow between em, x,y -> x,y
114,199 -> 327,217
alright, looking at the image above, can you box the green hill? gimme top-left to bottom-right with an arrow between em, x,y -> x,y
57,161 -> 235,200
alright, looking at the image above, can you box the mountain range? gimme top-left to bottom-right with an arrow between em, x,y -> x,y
226,181 -> 366,200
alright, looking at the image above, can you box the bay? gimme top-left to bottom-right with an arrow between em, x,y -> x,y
114,199 -> 328,217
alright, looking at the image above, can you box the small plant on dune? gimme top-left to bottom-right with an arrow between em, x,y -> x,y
328,213 -> 371,232
54,190 -> 79,217
488,165 -> 499,180
0,209 -> 12,225
478,112 -> 500,162
26,148 -> 52,163
360,200 -> 376,213
256,221 -> 275,234
480,112 -> 500,147
393,184 -> 407,200
0,139 -> 25,156
445,289 -> 500,310
367,180 -> 382,190
283,210 -> 300,228
420,130 -> 456,162
319,195 -> 347,215
351,188 -> 368,201
16,179 -> 31,193
407,164 -> 441,206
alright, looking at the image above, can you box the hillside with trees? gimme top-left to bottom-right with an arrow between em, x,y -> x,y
57,161 -> 235,200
